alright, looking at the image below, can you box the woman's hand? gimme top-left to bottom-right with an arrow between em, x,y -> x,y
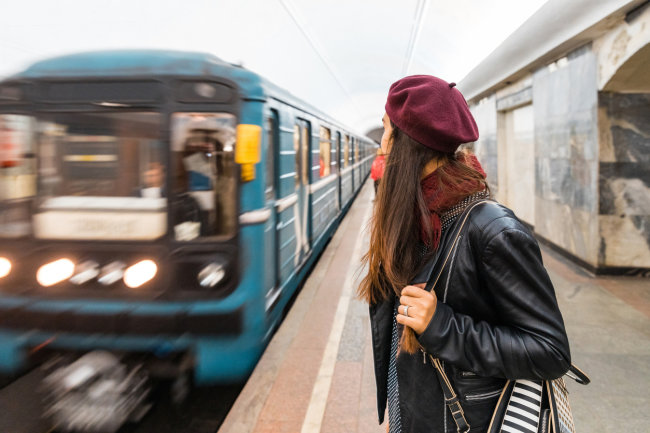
396,284 -> 437,335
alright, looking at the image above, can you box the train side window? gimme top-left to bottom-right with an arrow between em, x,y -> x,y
300,122 -> 309,185
319,126 -> 331,178
343,135 -> 349,168
293,124 -> 300,188
265,113 -> 277,202
354,137 -> 359,163
335,131 -> 341,174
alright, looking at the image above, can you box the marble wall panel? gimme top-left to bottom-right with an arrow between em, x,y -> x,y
467,45 -> 650,271
599,163 -> 650,215
469,95 -> 498,193
505,105 -> 535,226
535,197 -> 599,265
533,46 -> 600,266
568,45 -> 600,112
599,93 -> 650,163
599,215 -> 650,267
598,92 -> 650,268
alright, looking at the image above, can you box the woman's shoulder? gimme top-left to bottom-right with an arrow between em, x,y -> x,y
466,200 -> 534,244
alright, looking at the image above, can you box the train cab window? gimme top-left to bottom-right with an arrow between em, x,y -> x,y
33,111 -> 165,241
319,126 -> 331,177
343,135 -> 350,168
265,114 -> 277,202
171,113 -> 236,241
0,114 -> 36,238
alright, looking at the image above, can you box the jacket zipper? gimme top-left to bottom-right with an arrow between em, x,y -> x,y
420,348 -> 427,364
465,388 -> 503,401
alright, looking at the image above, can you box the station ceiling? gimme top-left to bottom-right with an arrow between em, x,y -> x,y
1,0 -> 546,137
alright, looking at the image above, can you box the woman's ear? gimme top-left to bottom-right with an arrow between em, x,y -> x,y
381,135 -> 392,156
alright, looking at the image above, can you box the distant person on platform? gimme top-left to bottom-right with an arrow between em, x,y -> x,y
370,147 -> 386,194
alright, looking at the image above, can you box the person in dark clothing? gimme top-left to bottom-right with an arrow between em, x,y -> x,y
358,75 -> 570,433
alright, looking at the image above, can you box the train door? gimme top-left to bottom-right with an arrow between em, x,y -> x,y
350,137 -> 355,191
265,110 -> 280,310
293,119 -> 311,265
336,131 -> 342,210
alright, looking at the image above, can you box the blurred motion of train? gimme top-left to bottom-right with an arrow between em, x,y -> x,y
0,50 -> 374,430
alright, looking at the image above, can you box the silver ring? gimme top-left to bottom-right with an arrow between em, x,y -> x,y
404,305 -> 409,317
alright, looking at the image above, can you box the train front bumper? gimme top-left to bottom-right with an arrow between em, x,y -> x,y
0,300 -> 263,384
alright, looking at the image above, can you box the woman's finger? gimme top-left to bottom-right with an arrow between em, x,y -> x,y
396,313 -> 419,328
401,295 -> 434,310
399,304 -> 416,317
399,295 -> 419,307
401,285 -> 429,298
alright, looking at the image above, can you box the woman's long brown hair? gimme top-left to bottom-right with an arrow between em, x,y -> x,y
358,123 -> 488,353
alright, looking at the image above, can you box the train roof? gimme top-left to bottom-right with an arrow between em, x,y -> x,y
10,49 -> 371,140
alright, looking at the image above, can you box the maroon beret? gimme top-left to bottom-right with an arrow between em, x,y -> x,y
385,75 -> 479,153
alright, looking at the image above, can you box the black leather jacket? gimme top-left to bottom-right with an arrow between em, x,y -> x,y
369,201 -> 571,433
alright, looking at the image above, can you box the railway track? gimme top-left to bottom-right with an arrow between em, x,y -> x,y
0,368 -> 243,433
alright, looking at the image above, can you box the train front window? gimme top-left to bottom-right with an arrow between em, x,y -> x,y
0,114 -> 36,238
171,113 -> 237,241
33,112 -> 166,241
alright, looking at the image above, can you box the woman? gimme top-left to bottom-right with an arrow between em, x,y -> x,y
359,75 -> 570,433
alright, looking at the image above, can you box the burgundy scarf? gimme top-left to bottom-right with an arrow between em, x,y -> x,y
419,153 -> 487,249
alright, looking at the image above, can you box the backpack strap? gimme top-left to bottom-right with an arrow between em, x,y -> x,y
418,200 -> 494,433
429,355 -> 471,433
566,363 -> 590,385
424,200 -> 493,292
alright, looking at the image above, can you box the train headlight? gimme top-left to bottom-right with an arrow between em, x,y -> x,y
123,260 -> 157,289
37,258 -> 75,287
0,257 -> 11,278
198,262 -> 226,288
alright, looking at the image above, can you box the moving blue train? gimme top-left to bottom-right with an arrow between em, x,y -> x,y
0,49 -> 373,414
